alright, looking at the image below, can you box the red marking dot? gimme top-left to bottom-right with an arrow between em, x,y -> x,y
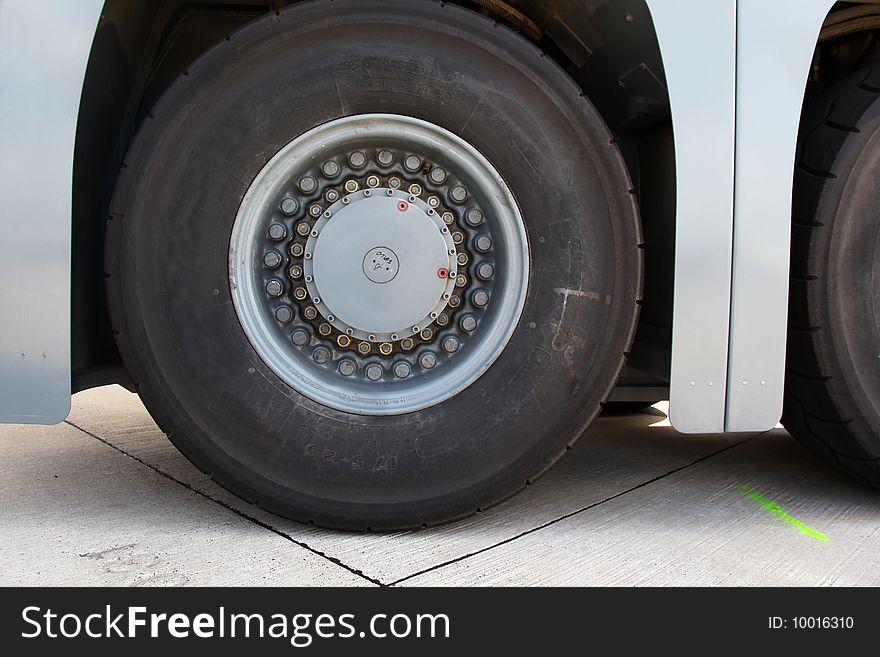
438,268 -> 449,279
397,201 -> 409,212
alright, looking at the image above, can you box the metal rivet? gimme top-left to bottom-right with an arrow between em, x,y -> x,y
475,235 -> 493,253
266,280 -> 283,297
404,154 -> 422,172
419,352 -> 438,369
291,329 -> 310,346
429,166 -> 448,184
377,150 -> 394,166
275,306 -> 294,323
465,208 -> 484,227
263,251 -> 282,269
322,160 -> 340,178
299,176 -> 317,194
280,198 -> 298,216
366,364 -> 384,381
268,223 -> 287,241
450,185 -> 468,203
442,336 -> 460,354
477,263 -> 495,280
313,347 -> 331,364
393,361 -> 412,379
338,359 -> 356,376
459,315 -> 477,333
472,290 -> 490,308
349,151 -> 367,169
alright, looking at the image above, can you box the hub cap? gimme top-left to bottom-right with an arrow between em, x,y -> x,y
229,114 -> 529,415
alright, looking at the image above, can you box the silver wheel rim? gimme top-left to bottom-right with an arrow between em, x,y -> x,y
229,114 -> 529,415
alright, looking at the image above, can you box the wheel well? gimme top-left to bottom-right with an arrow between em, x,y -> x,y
72,0 -> 674,392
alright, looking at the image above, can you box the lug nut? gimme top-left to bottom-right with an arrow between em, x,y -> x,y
475,235 -> 493,253
429,166 -> 448,184
366,364 -> 384,382
281,198 -> 299,216
465,208 -> 484,227
266,279 -> 283,297
428,196 -> 441,208
388,177 -> 402,189
275,306 -> 294,323
344,180 -> 359,194
393,361 -> 412,379
293,287 -> 308,301
322,161 -> 341,178
365,175 -> 380,188
452,232 -> 464,245
408,183 -> 423,196
319,323 -> 332,337
291,329 -> 310,347
436,313 -> 450,327
290,243 -> 304,257
349,151 -> 367,169
357,342 -> 371,355
309,204 -> 323,218
404,154 -> 422,172
263,251 -> 282,269
401,338 -> 415,351
304,306 -> 318,321
325,189 -> 340,204
472,290 -> 490,308
299,176 -> 317,194
377,150 -> 394,166
442,336 -> 460,354
420,328 -> 433,341
456,275 -> 468,288
313,347 -> 331,364
268,223 -> 287,241
449,296 -> 461,308
459,315 -> 478,333
338,359 -> 356,377
419,352 -> 438,369
296,222 -> 311,237
379,343 -> 394,356
450,185 -> 468,203
288,264 -> 303,279
337,335 -> 352,349
477,263 -> 495,280
456,253 -> 469,266
441,211 -> 455,226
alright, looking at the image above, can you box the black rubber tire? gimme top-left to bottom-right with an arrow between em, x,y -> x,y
783,64 -> 880,488
603,402 -> 658,415
105,0 -> 643,530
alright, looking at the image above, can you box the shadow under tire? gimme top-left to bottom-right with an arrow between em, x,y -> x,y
784,64 -> 880,488
105,0 -> 642,530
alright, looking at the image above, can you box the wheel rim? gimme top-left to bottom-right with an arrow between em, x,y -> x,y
229,114 -> 529,415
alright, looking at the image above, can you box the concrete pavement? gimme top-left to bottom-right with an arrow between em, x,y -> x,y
1,385 -> 878,586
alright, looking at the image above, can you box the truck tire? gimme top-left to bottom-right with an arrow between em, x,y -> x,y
784,64 -> 880,488
105,0 -> 642,530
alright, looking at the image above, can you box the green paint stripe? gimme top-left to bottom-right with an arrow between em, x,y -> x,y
735,486 -> 830,542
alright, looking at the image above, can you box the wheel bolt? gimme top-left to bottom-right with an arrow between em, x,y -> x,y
349,151 -> 367,169
441,212 -> 455,225
319,323 -> 332,337
280,198 -> 299,216
408,183 -> 423,196
344,180 -> 359,194
291,329 -> 310,347
420,328 -> 433,341
304,306 -> 318,321
366,364 -> 384,381
313,347 -> 331,364
472,290 -> 490,308
337,335 -> 352,349
419,352 -> 438,369
456,275 -> 468,288
449,296 -> 461,308
450,185 -> 468,203
322,160 -> 340,178
401,338 -> 415,350
379,343 -> 393,356
290,243 -> 304,257
465,208 -> 484,227
296,222 -> 311,237
294,287 -> 308,301
388,177 -> 402,189
266,279 -> 283,297
288,264 -> 303,279
428,196 -> 440,208
309,204 -> 323,218
452,232 -> 464,245
456,253 -> 469,266
268,223 -> 287,241
299,176 -> 317,194
324,189 -> 340,204
357,342 -> 371,355
366,175 -> 381,188
429,166 -> 448,184
275,306 -> 294,323
477,263 -> 495,280
263,251 -> 282,269
459,315 -> 478,333
442,336 -> 460,354
377,150 -> 394,166
404,154 -> 422,172
338,359 -> 356,377
393,361 -> 412,379
436,313 -> 450,327
475,235 -> 493,253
